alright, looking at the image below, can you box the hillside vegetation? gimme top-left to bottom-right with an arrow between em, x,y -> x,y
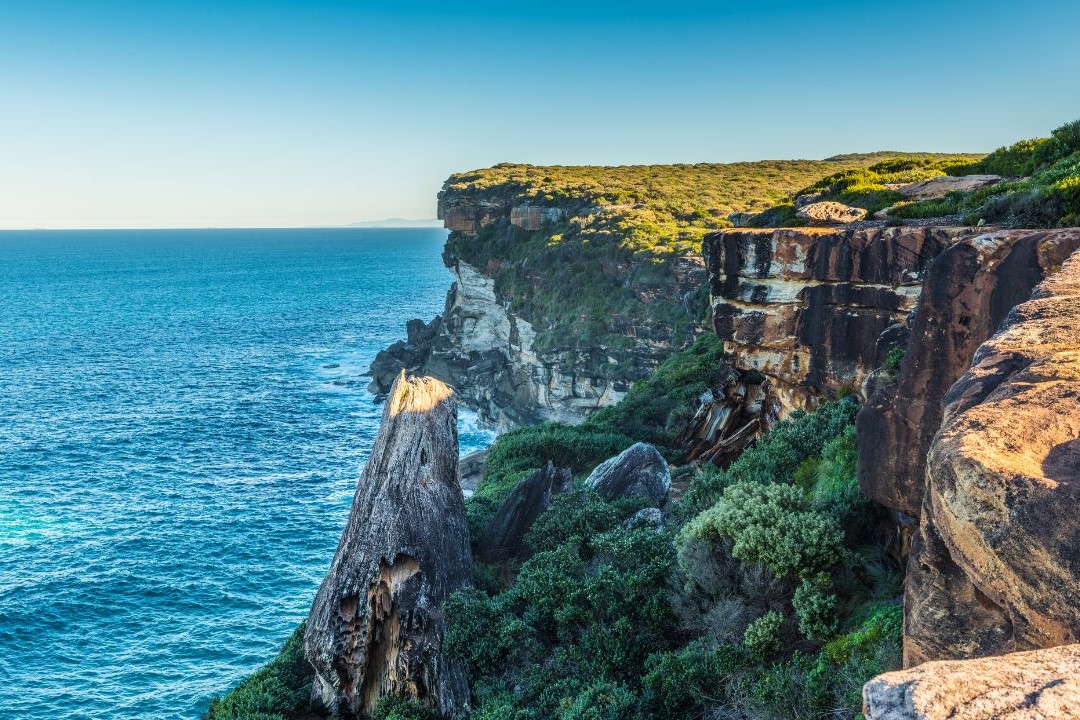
442,153 -> 974,372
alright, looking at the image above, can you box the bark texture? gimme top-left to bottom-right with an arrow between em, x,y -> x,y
304,372 -> 472,719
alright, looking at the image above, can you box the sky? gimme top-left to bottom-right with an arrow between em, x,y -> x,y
1,0 -> 1079,229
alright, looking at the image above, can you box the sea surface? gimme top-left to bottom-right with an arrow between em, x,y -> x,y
0,228 -> 493,720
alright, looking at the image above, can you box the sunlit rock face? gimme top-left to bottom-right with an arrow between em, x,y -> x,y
702,226 -> 979,414
903,246 -> 1080,666
304,374 -> 472,719
863,643 -> 1080,719
858,229 -> 1080,519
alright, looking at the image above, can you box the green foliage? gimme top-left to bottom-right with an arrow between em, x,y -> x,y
680,481 -> 846,580
793,574 -> 839,641
559,682 -> 641,720
468,423 -> 631,534
891,118 -> 1080,228
680,399 -> 859,517
204,624 -> 312,720
884,346 -> 905,373
743,610 -> 784,658
446,492 -> 677,718
584,334 -> 725,446
641,642 -> 750,718
793,154 -> 981,216
371,697 -> 437,720
445,154 -> 972,377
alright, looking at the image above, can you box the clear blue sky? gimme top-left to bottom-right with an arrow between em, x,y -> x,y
2,0 -> 1078,229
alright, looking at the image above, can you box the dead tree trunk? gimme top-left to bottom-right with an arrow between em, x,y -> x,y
304,372 -> 473,719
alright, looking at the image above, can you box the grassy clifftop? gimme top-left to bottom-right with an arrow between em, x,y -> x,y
440,154 -> 973,377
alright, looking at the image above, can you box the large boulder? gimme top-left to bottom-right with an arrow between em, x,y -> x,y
896,174 -> 1003,201
904,248 -> 1080,665
584,442 -> 670,506
304,373 -> 472,719
863,643 -> 1080,719
476,461 -> 573,561
796,200 -> 868,225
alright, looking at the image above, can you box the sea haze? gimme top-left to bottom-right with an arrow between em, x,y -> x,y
0,228 -> 493,719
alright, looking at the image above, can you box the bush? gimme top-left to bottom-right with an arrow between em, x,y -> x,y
743,610 -> 784,658
204,623 -> 312,720
641,642 -> 750,718
559,681 -> 641,720
680,481 -> 846,580
680,399 -> 858,517
792,573 -> 839,642
371,697 -> 436,720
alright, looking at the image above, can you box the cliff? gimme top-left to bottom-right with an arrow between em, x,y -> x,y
370,158 -> 960,428
904,245 -> 1080,665
701,225 -> 979,415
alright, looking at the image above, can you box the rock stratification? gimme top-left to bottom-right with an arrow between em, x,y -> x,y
858,229 -> 1080,519
703,226 -> 978,414
370,260 -> 633,428
304,373 -> 472,719
904,247 -> 1080,665
863,643 -> 1080,720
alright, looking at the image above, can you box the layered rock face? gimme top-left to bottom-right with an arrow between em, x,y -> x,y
305,374 -> 472,719
371,190 -> 706,428
702,226 -> 978,414
858,229 -> 1080,519
370,259 -> 633,428
864,643 -> 1080,719
904,247 -> 1080,666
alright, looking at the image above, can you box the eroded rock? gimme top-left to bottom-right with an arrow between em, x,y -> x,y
585,442 -> 670,506
863,644 -> 1080,719
904,247 -> 1080,665
703,226 -> 978,414
304,373 -> 472,718
896,174 -> 1003,201
858,229 -> 1080,518
476,461 -> 573,562
795,200 -> 868,225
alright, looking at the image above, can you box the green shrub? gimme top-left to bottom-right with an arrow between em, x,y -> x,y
743,610 -> 784,658
204,623 -> 312,720
371,697 -> 436,720
680,481 -> 846,580
680,399 -> 858,517
641,642 -> 750,718
792,573 -> 839,641
559,681 -> 641,720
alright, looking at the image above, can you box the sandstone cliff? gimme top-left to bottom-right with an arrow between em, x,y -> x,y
370,185 -> 707,429
305,374 -> 472,718
903,246 -> 1080,665
858,230 -> 1080,520
701,226 -> 979,415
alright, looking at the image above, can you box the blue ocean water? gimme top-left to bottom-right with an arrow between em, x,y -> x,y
0,228 -> 493,720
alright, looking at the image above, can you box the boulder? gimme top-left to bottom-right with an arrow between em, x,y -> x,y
904,248 -> 1080,665
475,461 -> 573,561
896,174 -> 1003,201
795,200 -> 868,225
304,373 -> 472,718
585,442 -> 670,506
863,643 -> 1080,719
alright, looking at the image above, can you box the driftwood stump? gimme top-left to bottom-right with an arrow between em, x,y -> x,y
304,372 -> 473,719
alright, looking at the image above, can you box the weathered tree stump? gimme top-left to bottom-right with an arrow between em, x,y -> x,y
304,372 -> 473,719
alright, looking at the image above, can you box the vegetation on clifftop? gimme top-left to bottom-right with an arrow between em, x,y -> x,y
441,154 -> 970,378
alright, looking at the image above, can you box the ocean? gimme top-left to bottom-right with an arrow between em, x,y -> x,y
0,228 -> 493,719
